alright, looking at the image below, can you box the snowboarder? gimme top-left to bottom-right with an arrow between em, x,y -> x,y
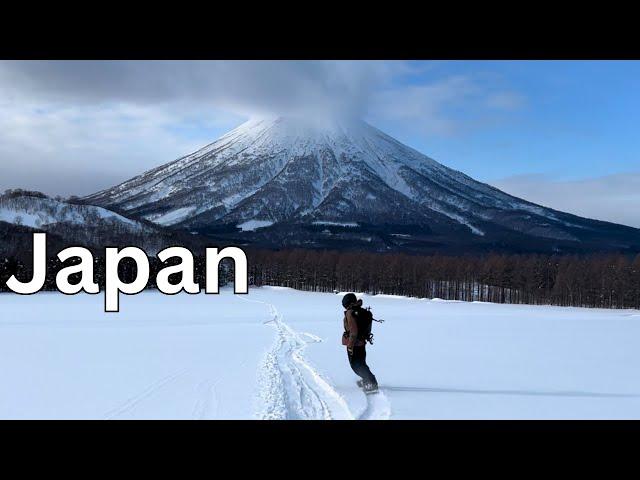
341,293 -> 379,394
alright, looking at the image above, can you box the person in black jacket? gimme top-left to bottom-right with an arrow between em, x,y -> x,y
341,293 -> 378,393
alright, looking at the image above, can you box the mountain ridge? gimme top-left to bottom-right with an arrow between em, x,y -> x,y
82,116 -> 640,254
0,191 -> 210,257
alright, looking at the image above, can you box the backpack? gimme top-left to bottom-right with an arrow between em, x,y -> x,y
351,306 -> 375,344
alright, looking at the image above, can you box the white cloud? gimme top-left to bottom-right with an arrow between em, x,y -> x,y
491,173 -> 640,228
367,75 -> 525,137
368,76 -> 476,135
0,60 -> 527,196
0,100 -> 244,195
0,60 -> 400,118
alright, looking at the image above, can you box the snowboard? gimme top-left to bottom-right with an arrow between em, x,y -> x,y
357,380 -> 379,395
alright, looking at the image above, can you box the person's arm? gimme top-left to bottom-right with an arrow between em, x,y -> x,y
346,309 -> 358,352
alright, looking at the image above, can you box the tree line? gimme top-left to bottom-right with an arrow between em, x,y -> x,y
246,249 -> 640,309
2,249 -> 639,309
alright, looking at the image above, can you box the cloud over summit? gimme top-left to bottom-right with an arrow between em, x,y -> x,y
4,59 -> 634,231
0,61 -> 390,119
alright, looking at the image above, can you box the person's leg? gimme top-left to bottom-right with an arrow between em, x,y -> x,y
347,348 -> 362,379
359,347 -> 378,387
349,346 -> 377,386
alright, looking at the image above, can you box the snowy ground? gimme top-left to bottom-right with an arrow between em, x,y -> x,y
1,287 -> 640,419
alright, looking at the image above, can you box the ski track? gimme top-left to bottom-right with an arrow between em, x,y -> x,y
241,296 -> 390,420
192,378 -> 219,420
103,296 -> 391,420
191,358 -> 249,420
103,368 -> 188,420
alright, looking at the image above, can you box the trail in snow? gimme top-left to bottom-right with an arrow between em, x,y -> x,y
240,297 -> 354,420
4,288 -> 640,420
191,358 -> 250,420
255,301 -> 353,419
103,368 -> 188,420
100,294 -> 390,420
240,296 -> 391,420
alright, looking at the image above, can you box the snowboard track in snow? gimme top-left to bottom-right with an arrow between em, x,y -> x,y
256,301 -> 353,419
102,295 -> 391,420
242,296 -> 390,420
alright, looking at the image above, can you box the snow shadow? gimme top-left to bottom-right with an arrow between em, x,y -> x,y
381,386 -> 640,399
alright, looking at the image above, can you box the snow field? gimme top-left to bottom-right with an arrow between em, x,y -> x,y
1,287 -> 639,419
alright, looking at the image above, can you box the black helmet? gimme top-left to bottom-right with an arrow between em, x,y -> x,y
342,293 -> 357,309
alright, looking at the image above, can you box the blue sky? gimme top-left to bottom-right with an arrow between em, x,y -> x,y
393,61 -> 640,181
0,61 -> 638,226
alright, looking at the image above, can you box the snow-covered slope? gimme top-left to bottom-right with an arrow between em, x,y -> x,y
0,192 -> 177,255
0,193 -> 147,232
84,116 -> 640,253
2,287 -> 640,419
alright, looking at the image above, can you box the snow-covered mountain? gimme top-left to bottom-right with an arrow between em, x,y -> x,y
0,191 -> 149,233
84,117 -> 640,253
0,191 -> 187,256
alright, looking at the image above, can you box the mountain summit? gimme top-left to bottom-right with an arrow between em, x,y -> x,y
84,117 -> 640,253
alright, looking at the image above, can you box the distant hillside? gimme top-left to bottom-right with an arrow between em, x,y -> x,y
0,190 -> 206,258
